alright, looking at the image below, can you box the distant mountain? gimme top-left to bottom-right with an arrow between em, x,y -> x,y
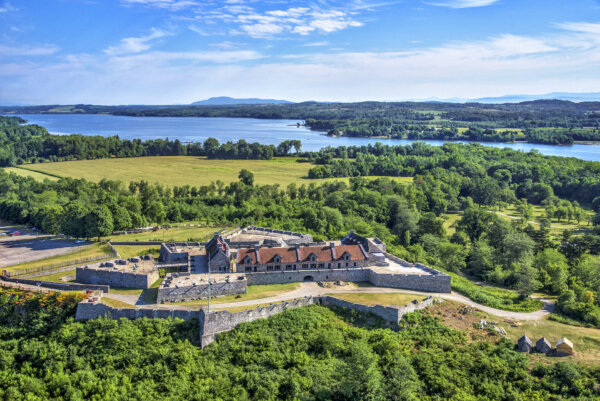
471,92 -> 600,104
191,97 -> 292,106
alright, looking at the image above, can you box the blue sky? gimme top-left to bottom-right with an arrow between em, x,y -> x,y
1,0 -> 600,104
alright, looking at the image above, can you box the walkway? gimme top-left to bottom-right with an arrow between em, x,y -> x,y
101,282 -> 555,320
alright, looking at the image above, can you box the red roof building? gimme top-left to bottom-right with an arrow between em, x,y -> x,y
236,243 -> 369,272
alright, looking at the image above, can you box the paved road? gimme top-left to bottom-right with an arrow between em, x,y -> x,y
101,282 -> 554,320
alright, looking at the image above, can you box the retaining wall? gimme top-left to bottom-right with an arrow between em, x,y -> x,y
368,270 -> 451,293
157,277 -> 247,303
75,301 -> 199,321
76,267 -> 159,289
2,276 -> 110,292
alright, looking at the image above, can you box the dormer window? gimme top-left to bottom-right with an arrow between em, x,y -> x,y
274,255 -> 281,263
309,254 -> 317,262
244,256 -> 253,265
343,252 -> 351,261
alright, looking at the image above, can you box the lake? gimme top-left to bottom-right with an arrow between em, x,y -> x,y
14,113 -> 600,162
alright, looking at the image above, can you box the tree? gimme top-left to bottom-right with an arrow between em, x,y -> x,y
84,206 -> 114,240
146,201 -> 166,225
502,232 -> 535,268
514,262 -> 541,297
457,208 -> 494,242
467,239 -> 495,278
533,249 -> 568,294
238,169 -> 254,186
61,202 -> 88,238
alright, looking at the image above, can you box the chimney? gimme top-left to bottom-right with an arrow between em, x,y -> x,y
330,242 -> 336,259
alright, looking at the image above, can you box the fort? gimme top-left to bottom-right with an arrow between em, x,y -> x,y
75,292 -> 438,348
76,257 -> 159,289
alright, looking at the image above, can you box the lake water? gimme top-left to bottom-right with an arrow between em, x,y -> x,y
13,113 -> 600,162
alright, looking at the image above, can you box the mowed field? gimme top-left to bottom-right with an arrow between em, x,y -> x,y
4,156 -> 413,187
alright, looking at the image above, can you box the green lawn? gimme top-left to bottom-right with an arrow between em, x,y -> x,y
112,244 -> 161,259
33,269 -> 76,282
165,283 -> 300,306
494,204 -> 593,236
324,293 -> 425,306
9,156 -> 413,188
4,243 -> 114,275
101,297 -> 137,309
105,225 -> 229,243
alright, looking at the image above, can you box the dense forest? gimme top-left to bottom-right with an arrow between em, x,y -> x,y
0,116 -> 301,166
1,287 -> 599,400
1,138 -> 600,324
3,99 -> 600,144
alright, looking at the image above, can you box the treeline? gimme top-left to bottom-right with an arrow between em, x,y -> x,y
307,142 -> 600,205
1,288 -> 600,400
0,116 -> 301,166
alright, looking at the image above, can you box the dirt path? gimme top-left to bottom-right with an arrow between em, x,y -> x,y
102,282 -> 554,320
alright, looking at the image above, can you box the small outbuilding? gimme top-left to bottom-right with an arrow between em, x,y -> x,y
535,337 -> 552,354
556,337 -> 574,356
517,335 -> 533,353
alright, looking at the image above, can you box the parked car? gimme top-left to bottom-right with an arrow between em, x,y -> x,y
75,240 -> 85,244
9,231 -> 20,236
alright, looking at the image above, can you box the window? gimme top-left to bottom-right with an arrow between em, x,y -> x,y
302,264 -> 308,269
310,263 -> 317,268
245,266 -> 252,272
318,263 -> 324,268
353,262 -> 357,267
285,264 -> 292,270
275,265 -> 281,270
338,263 -> 341,268
346,262 -> 349,267
267,265 -> 273,271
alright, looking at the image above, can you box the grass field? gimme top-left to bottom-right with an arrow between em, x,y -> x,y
112,244 -> 161,259
166,283 -> 300,307
3,167 -> 59,181
6,156 -> 413,187
4,243 -> 113,274
324,293 -> 425,306
105,225 -> 230,243
33,269 -> 76,282
101,297 -> 137,309
494,204 -> 594,235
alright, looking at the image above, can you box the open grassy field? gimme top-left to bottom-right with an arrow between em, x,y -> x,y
7,156 -> 413,187
494,204 -> 594,236
324,293 -> 425,306
4,243 -> 113,274
3,167 -> 59,181
166,283 -> 300,307
105,225 -> 230,242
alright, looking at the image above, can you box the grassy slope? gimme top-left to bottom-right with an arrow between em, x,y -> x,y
10,156 -> 413,187
3,167 -> 59,181
33,269 -> 76,282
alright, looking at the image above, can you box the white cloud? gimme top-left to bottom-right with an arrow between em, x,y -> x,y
120,0 -> 198,11
0,44 -> 58,56
4,21 -> 600,104
427,0 -> 499,8
556,21 -> 600,35
201,5 -> 364,39
104,28 -> 169,56
0,2 -> 16,13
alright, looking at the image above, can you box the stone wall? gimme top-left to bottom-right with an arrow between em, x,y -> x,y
245,268 -> 370,285
2,276 -> 110,292
201,297 -> 315,347
75,301 -> 199,321
76,267 -> 159,289
157,277 -> 247,303
75,295 -> 438,348
368,269 -> 451,293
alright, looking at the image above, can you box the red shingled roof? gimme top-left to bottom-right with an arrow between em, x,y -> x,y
237,244 -> 366,265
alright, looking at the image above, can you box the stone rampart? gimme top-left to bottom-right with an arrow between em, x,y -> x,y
75,295 -> 438,348
368,270 -> 451,293
1,276 -> 110,292
245,268 -> 370,285
157,277 -> 247,303
201,297 -> 316,347
76,267 -> 159,289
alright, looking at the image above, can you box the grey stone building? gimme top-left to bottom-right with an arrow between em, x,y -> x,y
536,337 -> 552,354
206,233 -> 231,273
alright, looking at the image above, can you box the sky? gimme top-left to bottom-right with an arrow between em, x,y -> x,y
1,0 -> 600,104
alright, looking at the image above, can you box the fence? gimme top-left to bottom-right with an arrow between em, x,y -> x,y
4,253 -> 115,277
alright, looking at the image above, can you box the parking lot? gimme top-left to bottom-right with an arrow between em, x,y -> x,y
0,234 -> 88,268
